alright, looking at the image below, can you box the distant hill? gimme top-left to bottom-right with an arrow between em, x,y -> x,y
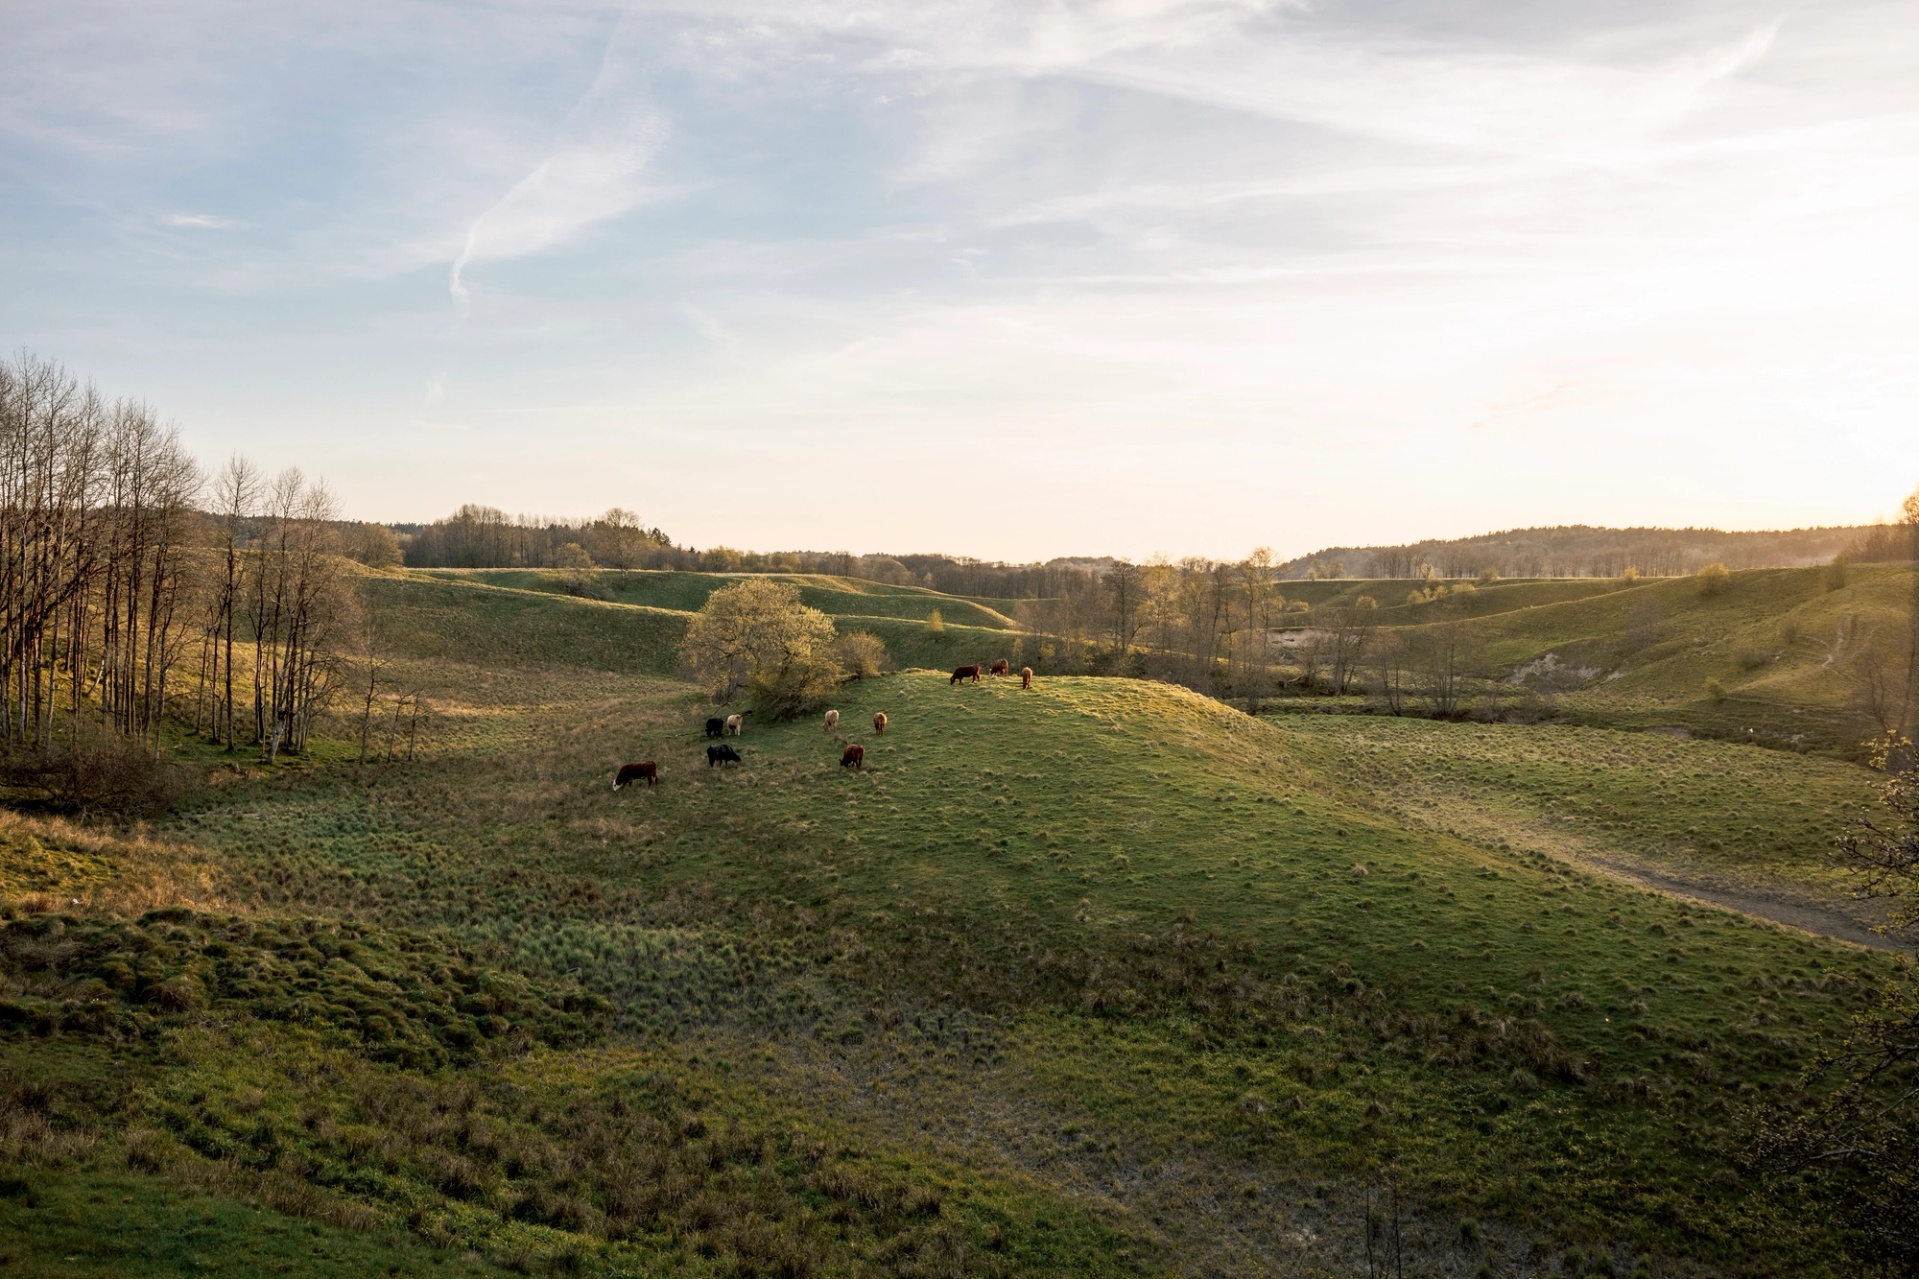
1279,523 -> 1879,580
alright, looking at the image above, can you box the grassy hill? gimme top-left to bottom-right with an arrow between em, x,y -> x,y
1282,565 -> 1916,752
372,569 -> 1023,680
3,570 -> 1914,1275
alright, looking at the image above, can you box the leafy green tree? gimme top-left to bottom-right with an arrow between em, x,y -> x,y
678,579 -> 842,717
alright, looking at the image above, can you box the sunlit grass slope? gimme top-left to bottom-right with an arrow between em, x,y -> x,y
410,568 -> 1020,630
371,569 -> 1023,680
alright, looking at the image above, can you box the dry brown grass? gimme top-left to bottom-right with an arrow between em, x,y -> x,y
0,808 -> 230,918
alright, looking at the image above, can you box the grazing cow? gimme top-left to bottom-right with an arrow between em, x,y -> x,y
840,743 -> 865,770
1020,666 -> 1032,690
873,711 -> 887,735
613,762 -> 658,790
705,717 -> 724,738
726,713 -> 743,736
950,664 -> 982,685
823,709 -> 840,733
707,743 -> 742,767
989,658 -> 1010,676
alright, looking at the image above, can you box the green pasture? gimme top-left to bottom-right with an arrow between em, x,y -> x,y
5,566 -> 1916,1275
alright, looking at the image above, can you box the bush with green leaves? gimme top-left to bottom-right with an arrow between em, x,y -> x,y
677,579 -> 843,718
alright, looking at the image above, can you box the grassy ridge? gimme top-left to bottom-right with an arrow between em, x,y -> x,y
410,569 -> 1020,630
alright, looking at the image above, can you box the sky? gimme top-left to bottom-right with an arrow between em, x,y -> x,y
3,0 -> 1917,561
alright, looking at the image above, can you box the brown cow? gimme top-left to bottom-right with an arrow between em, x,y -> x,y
989,658 -> 1010,676
872,711 -> 887,735
613,761 -> 657,790
840,743 -> 865,770
1021,666 -> 1032,689
950,665 -> 981,685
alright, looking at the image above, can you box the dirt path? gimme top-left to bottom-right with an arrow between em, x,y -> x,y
1354,784 -> 1914,954
1570,852 -> 1912,954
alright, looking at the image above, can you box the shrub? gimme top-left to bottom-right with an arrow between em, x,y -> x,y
679,579 -> 843,718
1696,562 -> 1731,597
553,543 -> 608,600
923,609 -> 944,638
1620,566 -> 1639,583
1,731 -> 201,818
1704,677 -> 1728,703
833,631 -> 889,681
1824,553 -> 1850,592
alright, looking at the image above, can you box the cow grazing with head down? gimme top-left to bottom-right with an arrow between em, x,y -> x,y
823,709 -> 839,733
726,714 -> 743,736
989,659 -> 1010,676
613,762 -> 658,790
873,711 -> 887,735
707,744 -> 742,767
1021,667 -> 1032,690
950,665 -> 981,685
705,717 -> 724,738
840,744 -> 864,770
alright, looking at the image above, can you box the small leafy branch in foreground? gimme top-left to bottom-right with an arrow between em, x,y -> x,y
1832,734 -> 1919,936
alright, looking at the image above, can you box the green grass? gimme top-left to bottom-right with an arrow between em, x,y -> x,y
0,1169 -> 506,1278
5,570 -> 1916,1275
1275,715 -> 1883,905
1287,565 -> 1917,754
410,568 -> 1021,630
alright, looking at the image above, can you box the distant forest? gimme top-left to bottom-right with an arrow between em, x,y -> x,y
1277,524 -> 1896,581
389,504 -> 1906,600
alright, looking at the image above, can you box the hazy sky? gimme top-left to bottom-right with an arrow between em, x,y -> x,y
4,1 -> 1917,560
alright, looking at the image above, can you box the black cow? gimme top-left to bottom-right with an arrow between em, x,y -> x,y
707,743 -> 742,767
705,717 -> 725,738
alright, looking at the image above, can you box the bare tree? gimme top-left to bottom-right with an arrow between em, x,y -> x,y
1323,597 -> 1380,695
1407,603 -> 1474,717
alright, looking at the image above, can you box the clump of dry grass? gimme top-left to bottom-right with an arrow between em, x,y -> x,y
0,808 -> 227,918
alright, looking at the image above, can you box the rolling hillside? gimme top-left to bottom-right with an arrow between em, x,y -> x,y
1283,565 -> 1916,751
371,568 -> 1022,679
5,570 -> 1911,1276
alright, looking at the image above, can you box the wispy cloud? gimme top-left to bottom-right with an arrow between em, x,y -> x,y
165,212 -> 240,229
447,15 -> 667,307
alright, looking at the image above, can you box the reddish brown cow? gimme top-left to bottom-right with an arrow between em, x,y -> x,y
950,665 -> 982,684
1020,666 -> 1032,689
989,658 -> 1010,676
840,743 -> 865,770
873,711 -> 887,735
613,761 -> 657,790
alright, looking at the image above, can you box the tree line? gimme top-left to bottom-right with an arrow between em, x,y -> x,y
0,353 -> 362,797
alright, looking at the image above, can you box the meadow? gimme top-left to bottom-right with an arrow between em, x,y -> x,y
2,563 -> 1914,1276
